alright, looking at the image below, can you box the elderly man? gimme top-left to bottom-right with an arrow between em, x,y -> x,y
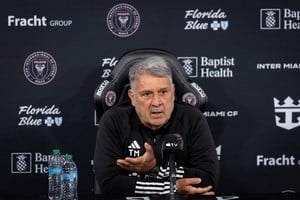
94,56 -> 219,196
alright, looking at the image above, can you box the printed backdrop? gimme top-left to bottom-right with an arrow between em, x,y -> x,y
1,0 -> 300,197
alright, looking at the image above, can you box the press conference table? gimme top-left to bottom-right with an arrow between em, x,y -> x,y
1,193 -> 299,200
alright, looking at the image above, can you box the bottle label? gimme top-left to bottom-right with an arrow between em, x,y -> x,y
63,172 -> 78,181
48,166 -> 62,175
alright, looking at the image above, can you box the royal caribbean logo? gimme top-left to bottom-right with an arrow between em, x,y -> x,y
274,96 -> 300,130
23,51 -> 57,85
107,3 -> 140,37
11,153 -> 32,173
260,8 -> 300,30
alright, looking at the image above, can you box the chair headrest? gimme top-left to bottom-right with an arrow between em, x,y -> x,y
94,49 -> 208,117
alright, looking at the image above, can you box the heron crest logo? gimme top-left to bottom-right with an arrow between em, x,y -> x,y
23,51 -> 57,85
107,3 -> 140,37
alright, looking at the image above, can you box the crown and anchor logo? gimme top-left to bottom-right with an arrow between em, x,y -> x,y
274,96 -> 300,130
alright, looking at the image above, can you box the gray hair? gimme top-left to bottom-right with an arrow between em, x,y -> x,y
129,56 -> 173,90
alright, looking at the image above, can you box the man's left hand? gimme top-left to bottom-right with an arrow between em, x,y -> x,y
176,178 -> 215,195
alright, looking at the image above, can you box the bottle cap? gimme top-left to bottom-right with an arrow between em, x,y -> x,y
53,149 -> 60,154
65,154 -> 73,159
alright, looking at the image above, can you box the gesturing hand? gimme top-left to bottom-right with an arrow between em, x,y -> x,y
116,143 -> 157,173
176,178 -> 214,195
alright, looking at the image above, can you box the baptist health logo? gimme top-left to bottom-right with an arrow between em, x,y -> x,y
12,152 -> 54,174
178,57 -> 198,78
274,97 -> 300,130
11,153 -> 32,173
260,8 -> 300,30
178,56 -> 235,78
260,9 -> 281,29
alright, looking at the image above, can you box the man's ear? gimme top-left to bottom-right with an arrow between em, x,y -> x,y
128,89 -> 135,106
172,83 -> 175,101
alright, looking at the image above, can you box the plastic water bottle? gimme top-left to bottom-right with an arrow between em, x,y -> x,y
48,149 -> 63,200
62,154 -> 78,200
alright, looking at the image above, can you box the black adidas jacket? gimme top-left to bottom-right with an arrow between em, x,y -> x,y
94,102 -> 219,195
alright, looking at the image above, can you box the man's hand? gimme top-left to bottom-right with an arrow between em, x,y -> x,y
176,178 -> 214,195
116,143 -> 157,174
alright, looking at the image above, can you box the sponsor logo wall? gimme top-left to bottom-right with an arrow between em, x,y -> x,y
1,0 -> 299,197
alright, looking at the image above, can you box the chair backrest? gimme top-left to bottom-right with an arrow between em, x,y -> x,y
94,48 -> 208,118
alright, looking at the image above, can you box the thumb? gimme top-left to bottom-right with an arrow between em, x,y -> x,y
144,142 -> 153,153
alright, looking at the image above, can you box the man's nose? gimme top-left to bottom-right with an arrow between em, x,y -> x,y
152,94 -> 162,106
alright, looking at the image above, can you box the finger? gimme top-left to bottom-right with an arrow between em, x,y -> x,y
117,159 -> 130,167
184,178 -> 202,185
202,191 -> 215,196
196,185 -> 213,194
190,187 -> 212,195
117,159 -> 140,171
124,156 -> 141,165
144,143 -> 154,154
116,160 -> 131,170
117,158 -> 138,168
202,185 -> 213,192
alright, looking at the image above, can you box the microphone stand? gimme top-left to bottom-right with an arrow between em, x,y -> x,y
169,153 -> 176,200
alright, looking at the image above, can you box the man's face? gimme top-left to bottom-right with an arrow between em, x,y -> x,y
128,72 -> 175,130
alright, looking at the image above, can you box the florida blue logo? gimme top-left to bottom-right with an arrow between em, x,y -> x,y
107,3 -> 140,37
23,51 -> 57,85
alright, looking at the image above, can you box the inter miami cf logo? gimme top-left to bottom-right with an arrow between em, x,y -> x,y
274,97 -> 300,130
11,153 -> 32,173
107,3 -> 140,37
23,51 -> 57,85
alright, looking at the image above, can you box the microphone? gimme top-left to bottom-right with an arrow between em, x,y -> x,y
161,133 -> 183,198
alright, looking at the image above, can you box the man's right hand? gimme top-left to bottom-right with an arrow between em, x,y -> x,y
116,142 -> 157,174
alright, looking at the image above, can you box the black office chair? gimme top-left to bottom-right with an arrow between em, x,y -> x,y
93,48 -> 208,194
94,48 -> 207,118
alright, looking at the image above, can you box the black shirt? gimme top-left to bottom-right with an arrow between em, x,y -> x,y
94,102 -> 219,195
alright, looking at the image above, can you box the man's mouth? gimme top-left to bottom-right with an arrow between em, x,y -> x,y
151,111 -> 163,116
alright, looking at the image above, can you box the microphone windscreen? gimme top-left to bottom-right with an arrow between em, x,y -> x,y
161,133 -> 184,155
